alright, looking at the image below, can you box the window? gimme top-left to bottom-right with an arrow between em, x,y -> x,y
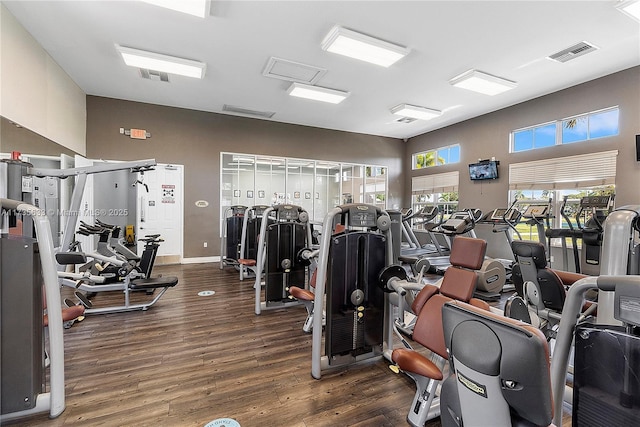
413,144 -> 460,170
509,150 -> 618,243
513,123 -> 556,151
511,107 -> 619,152
411,171 -> 459,226
562,107 -> 619,144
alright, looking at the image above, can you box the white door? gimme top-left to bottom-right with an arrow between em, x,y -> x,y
137,164 -> 184,263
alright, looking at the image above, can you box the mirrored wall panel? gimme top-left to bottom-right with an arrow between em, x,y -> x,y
220,153 -> 387,229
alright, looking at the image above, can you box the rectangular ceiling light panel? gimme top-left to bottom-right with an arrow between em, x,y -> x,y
449,69 -> 517,95
391,104 -> 441,121
617,0 -> 640,21
287,82 -> 349,104
140,0 -> 210,18
321,25 -> 410,67
116,45 -> 206,79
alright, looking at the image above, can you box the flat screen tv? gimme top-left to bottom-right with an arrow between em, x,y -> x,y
469,161 -> 499,181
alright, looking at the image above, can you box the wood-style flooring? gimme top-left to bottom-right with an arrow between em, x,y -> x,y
5,263 -> 569,426
5,263 -> 439,427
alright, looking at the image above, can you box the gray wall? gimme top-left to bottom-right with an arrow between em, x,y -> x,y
406,66 -> 640,211
86,96 -> 405,258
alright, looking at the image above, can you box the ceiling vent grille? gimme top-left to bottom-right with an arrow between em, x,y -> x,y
547,41 -> 598,63
262,57 -> 327,84
223,105 -> 275,119
395,117 -> 417,124
140,69 -> 169,82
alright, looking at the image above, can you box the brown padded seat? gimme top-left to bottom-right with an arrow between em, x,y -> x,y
289,286 -> 314,301
289,269 -> 318,302
238,258 -> 256,266
392,348 -> 443,380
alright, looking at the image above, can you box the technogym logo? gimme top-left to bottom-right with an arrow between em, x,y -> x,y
457,371 -> 488,398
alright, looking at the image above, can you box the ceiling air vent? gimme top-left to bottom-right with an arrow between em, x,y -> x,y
223,105 -> 275,119
395,117 -> 417,124
262,57 -> 327,84
547,41 -> 598,63
140,69 -> 169,82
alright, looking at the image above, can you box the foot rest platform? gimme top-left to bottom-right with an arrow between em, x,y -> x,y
130,276 -> 179,290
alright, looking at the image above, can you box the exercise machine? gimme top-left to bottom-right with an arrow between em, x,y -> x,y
310,204 -> 393,379
400,205 -> 449,258
411,209 -> 507,300
575,194 -> 614,275
219,205 -> 247,269
545,194 -> 614,274
386,237 -> 491,426
0,199 -> 66,421
253,204 -> 313,314
390,204 -> 640,427
439,300 -> 553,427
238,205 -> 270,280
545,195 -> 582,272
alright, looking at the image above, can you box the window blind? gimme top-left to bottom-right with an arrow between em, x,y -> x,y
412,171 -> 459,194
509,150 -> 618,190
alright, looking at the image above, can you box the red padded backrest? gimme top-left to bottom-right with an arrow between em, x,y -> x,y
449,236 -> 487,270
412,294 -> 452,359
440,267 -> 478,302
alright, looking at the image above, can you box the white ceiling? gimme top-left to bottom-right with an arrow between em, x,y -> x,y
4,1 -> 639,140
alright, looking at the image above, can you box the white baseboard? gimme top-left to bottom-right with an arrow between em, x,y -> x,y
182,256 -> 220,264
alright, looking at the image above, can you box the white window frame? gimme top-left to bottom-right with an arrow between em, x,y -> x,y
510,106 -> 619,153
412,144 -> 461,170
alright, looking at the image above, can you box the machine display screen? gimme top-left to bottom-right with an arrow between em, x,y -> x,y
523,205 -> 549,218
349,206 -> 377,228
277,206 -> 299,220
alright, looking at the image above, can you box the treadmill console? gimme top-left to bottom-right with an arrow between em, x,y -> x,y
523,205 -> 549,218
490,208 -> 507,220
581,195 -> 612,208
490,208 -> 521,222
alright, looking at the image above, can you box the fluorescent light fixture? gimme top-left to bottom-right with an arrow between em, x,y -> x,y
449,69 -> 517,96
115,45 -> 206,79
321,25 -> 410,67
287,82 -> 349,104
391,104 -> 442,121
617,0 -> 640,21
140,0 -> 210,18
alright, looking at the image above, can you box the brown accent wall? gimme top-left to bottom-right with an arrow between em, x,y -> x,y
1,116 -> 77,157
406,66 -> 640,211
86,96 -> 405,258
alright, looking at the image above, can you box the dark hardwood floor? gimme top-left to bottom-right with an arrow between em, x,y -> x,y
6,263 -> 571,427
6,263 -> 442,427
